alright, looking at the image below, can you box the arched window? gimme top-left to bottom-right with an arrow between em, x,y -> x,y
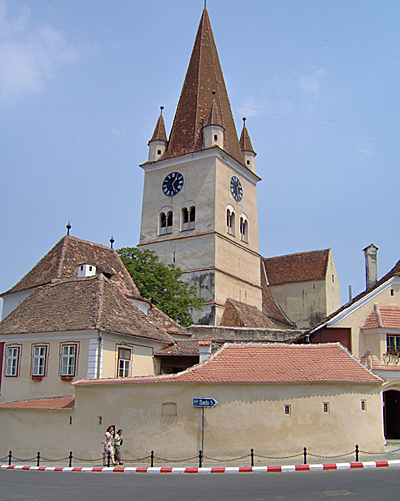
159,209 -> 173,235
226,206 -> 235,236
240,215 -> 248,243
181,202 -> 196,231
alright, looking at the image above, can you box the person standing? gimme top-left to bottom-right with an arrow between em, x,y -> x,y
102,425 -> 116,466
114,429 -> 124,465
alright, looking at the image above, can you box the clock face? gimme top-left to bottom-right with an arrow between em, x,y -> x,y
230,176 -> 243,202
162,172 -> 184,196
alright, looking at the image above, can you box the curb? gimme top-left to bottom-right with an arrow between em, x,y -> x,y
1,460 -> 400,474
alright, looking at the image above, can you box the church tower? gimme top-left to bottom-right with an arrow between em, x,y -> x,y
138,7 -> 262,325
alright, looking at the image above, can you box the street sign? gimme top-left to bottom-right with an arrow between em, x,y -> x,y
193,398 -> 218,408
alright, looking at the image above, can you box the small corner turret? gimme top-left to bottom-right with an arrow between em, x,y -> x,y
239,117 -> 257,173
203,91 -> 225,150
148,106 -> 168,162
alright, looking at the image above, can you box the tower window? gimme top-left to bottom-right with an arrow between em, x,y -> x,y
181,203 -> 196,231
323,402 -> 329,413
226,208 -> 235,236
214,135 -> 218,142
157,149 -> 161,155
247,160 -> 250,165
240,215 -> 248,243
159,210 -> 173,235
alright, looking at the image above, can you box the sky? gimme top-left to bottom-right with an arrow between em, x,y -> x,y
1,0 -> 399,312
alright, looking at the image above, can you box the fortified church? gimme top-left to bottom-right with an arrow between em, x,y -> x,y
2,5 -> 400,460
138,7 -> 340,328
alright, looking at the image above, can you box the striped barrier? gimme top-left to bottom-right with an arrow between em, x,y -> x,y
1,460 -> 400,474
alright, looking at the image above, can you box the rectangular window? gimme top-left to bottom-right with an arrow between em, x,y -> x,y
361,400 -> 366,411
5,347 -> 19,377
284,404 -> 291,415
387,336 -> 400,353
61,345 -> 76,376
32,346 -> 46,376
323,402 -> 329,413
118,348 -> 131,378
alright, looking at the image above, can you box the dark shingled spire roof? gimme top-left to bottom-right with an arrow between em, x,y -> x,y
148,107 -> 167,144
239,118 -> 256,154
162,8 -> 244,166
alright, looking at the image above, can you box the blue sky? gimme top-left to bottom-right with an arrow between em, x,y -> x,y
1,0 -> 399,311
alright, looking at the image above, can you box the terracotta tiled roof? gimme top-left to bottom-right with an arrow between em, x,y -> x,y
260,260 -> 294,326
75,343 -> 382,386
2,235 -> 141,300
147,305 -> 189,337
221,298 -> 276,328
162,9 -> 245,167
0,275 -> 172,343
0,396 -> 75,410
239,119 -> 256,154
363,305 -> 400,330
310,259 -> 400,335
148,109 -> 167,143
262,250 -> 330,286
157,339 -> 220,356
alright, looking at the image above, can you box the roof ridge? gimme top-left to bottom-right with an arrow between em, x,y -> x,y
55,236 -> 68,280
263,249 -> 330,261
95,274 -> 105,329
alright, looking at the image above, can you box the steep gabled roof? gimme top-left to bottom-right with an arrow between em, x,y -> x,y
263,249 -> 330,286
221,298 -> 276,329
2,235 -> 141,300
75,343 -> 382,386
147,305 -> 189,337
0,275 -> 172,343
162,8 -> 244,166
260,260 -> 294,327
363,305 -> 400,330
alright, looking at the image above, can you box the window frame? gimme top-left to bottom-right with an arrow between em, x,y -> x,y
5,345 -> 21,377
60,343 -> 78,379
31,344 -> 49,379
117,347 -> 132,378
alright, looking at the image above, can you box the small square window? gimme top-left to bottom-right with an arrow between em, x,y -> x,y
361,400 -> 366,411
157,149 -> 162,155
323,402 -> 329,413
284,404 -> 291,415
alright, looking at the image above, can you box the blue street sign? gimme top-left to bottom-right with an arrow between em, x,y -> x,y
193,398 -> 218,408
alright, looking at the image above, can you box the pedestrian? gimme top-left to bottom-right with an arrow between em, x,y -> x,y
102,425 -> 116,466
114,429 -> 124,465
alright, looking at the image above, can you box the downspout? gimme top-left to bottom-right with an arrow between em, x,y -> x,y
97,328 -> 103,379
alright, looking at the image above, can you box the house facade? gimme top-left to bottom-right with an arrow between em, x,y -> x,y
0,235 -> 174,404
310,249 -> 400,438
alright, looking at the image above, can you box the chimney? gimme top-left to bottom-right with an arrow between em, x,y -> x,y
198,339 -> 212,363
363,244 -> 378,290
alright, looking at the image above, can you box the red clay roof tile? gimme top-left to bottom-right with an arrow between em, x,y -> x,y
75,343 -> 382,386
263,249 -> 330,285
363,305 -> 400,330
0,396 -> 74,410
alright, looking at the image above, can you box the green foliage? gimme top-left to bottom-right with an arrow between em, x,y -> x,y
117,247 -> 204,327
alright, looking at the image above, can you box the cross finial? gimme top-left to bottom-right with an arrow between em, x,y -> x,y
66,221 -> 71,236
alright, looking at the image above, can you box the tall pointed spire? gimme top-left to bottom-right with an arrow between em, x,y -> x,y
163,8 -> 244,166
148,106 -> 167,144
239,117 -> 256,154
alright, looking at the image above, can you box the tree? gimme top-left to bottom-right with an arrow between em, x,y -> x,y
117,247 -> 204,327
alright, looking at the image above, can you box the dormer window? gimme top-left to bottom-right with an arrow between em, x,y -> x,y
77,264 -> 97,278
